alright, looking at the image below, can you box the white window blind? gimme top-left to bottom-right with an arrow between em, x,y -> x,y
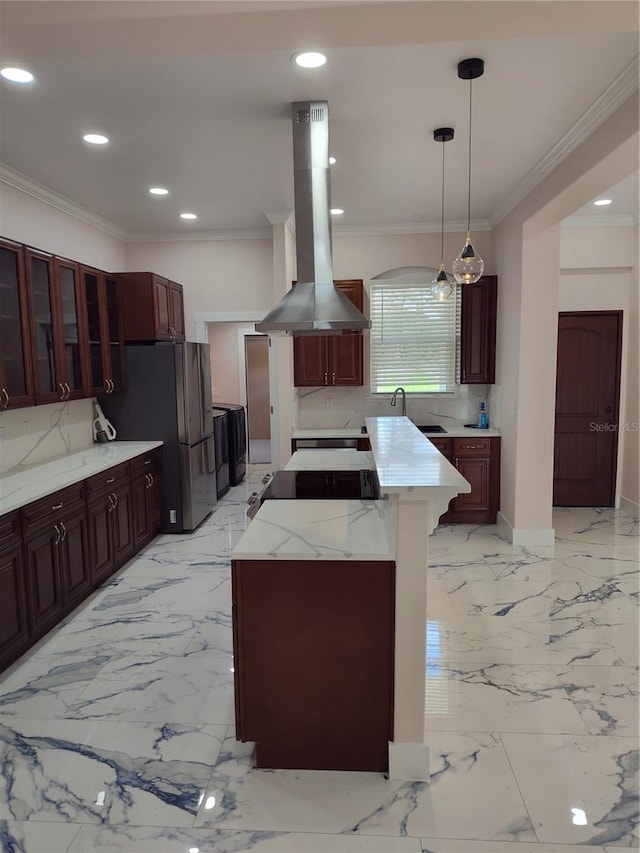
370,282 -> 460,394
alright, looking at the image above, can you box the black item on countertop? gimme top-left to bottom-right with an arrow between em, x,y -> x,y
212,403 -> 246,485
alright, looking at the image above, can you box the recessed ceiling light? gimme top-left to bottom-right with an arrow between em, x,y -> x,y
330,208 -> 344,215
83,133 -> 109,145
1,67 -> 34,83
149,187 -> 169,196
593,198 -> 612,206
292,51 -> 326,68
180,212 -> 198,220
329,156 -> 336,165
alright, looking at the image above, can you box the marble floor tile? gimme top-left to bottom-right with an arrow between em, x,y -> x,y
183,608 -> 235,656
64,651 -> 235,724
67,825 -> 423,852
0,819 -> 82,853
421,841 -> 609,852
195,731 -> 536,842
0,651 -> 110,718
552,664 -> 639,736
501,732 -> 639,847
425,615 -> 625,666
0,718 -> 228,827
29,609 -> 204,660
590,597 -> 640,665
87,570 -> 231,615
424,663 -> 589,734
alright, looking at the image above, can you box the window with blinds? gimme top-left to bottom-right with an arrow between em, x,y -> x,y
370,282 -> 460,394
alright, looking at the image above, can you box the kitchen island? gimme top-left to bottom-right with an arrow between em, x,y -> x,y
231,416 -> 469,780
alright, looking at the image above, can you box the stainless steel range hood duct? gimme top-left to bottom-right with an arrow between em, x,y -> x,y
256,101 -> 370,335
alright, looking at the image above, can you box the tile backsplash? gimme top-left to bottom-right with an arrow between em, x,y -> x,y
0,399 -> 95,475
296,384 -> 492,429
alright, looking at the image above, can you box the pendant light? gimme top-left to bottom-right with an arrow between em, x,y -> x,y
452,57 -> 485,285
431,127 -> 454,301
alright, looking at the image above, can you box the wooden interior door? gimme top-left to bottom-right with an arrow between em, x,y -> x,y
553,311 -> 622,506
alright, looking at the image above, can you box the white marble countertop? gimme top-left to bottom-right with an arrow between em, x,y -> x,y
285,449 -> 374,471
232,498 -> 394,561
0,441 -> 163,516
366,416 -> 470,495
293,420 -> 500,438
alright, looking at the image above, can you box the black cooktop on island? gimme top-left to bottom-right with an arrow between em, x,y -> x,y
263,469 -> 380,501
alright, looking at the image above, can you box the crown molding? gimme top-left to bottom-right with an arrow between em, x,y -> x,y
562,214 -> 636,228
0,163 -> 127,241
489,55 -> 640,228
333,218 -> 491,237
125,228 -> 272,243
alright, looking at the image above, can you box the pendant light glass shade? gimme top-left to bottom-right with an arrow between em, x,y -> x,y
454,58 -> 484,285
431,127 -> 454,301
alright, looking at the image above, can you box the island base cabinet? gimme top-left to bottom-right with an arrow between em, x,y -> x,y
232,558 -> 395,772
0,545 -> 30,671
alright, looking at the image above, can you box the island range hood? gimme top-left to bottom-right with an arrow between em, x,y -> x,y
256,102 -> 370,335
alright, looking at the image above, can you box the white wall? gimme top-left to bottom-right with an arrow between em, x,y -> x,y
620,226 -> 639,511
493,93 -> 638,540
0,183 -> 126,271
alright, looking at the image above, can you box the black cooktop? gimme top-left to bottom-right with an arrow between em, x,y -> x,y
262,469 -> 379,501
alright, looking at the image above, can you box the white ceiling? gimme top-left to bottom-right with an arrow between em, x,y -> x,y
0,1 -> 638,237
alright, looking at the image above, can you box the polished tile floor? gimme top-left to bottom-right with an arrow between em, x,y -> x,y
0,465 -> 638,852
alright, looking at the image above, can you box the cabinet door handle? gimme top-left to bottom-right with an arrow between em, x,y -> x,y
59,521 -> 67,541
109,379 -> 115,393
107,494 -> 115,512
324,372 -> 328,385
145,473 -> 151,487
106,477 -> 115,484
58,382 -> 66,400
144,459 -> 152,465
111,492 -> 118,508
103,379 -> 110,394
1,388 -> 8,408
65,382 -> 71,400
148,473 -> 154,486
52,502 -> 63,510
53,523 -> 61,545
332,372 -> 336,385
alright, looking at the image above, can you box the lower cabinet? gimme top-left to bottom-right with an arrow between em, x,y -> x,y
433,436 -> 501,523
0,448 -> 164,673
0,543 -> 30,671
233,558 -> 395,772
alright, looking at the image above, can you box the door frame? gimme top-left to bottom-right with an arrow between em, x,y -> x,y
554,309 -> 623,507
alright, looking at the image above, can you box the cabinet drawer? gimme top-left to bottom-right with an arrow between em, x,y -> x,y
0,511 -> 21,549
130,448 -> 162,478
22,484 -> 85,535
85,462 -> 130,499
429,438 -> 452,457
454,438 -> 492,455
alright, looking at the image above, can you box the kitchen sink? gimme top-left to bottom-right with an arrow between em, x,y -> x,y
415,424 -> 447,434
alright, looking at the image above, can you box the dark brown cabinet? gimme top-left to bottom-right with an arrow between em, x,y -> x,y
22,485 -> 89,639
293,280 -> 365,387
81,266 -> 126,396
0,511 -> 30,671
87,465 -> 134,585
24,250 -> 91,404
131,449 -> 164,549
0,239 -> 34,410
0,449 -> 164,674
460,275 -> 497,384
232,558 -> 394,772
434,436 -> 501,523
115,271 -> 186,342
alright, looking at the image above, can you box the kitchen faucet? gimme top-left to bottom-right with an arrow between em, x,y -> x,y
390,387 -> 407,417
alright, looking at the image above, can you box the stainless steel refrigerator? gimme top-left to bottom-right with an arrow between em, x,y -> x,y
100,342 -> 216,532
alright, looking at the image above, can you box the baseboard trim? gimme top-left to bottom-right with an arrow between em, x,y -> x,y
388,741 -> 431,781
496,512 -> 555,547
618,495 -> 640,520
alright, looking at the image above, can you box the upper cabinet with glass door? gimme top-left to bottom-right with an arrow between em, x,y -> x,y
80,266 -> 126,396
24,249 -> 90,404
0,238 -> 34,410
